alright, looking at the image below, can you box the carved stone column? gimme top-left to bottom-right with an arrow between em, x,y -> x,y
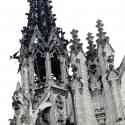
18,57 -> 33,125
45,52 -> 52,81
28,56 -> 34,87
21,58 -> 30,100
60,56 -> 67,84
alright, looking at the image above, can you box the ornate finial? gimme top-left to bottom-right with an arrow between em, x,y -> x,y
70,29 -> 80,42
70,29 -> 83,55
96,19 -> 106,39
96,19 -> 109,47
86,32 -> 94,44
96,20 -> 104,32
86,32 -> 97,61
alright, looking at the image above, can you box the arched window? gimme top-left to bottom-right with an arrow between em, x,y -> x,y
34,52 -> 46,82
51,52 -> 61,80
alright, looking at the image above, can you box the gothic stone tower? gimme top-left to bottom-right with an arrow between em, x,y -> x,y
9,1 -> 125,125
10,0 -> 70,125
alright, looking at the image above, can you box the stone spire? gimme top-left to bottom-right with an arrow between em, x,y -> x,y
86,32 -> 97,61
70,29 -> 83,55
96,19 -> 109,48
20,0 -> 56,47
27,0 -> 56,30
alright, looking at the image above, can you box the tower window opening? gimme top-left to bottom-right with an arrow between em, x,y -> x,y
51,53 -> 61,81
34,53 -> 46,82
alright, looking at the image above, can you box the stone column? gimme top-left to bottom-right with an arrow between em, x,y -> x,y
60,56 -> 67,84
45,53 -> 57,125
45,52 -> 52,81
21,58 -> 30,99
18,57 -> 33,125
28,56 -> 34,87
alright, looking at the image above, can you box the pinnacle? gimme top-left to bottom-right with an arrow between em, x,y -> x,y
70,29 -> 80,43
70,29 -> 83,55
96,19 -> 104,31
86,32 -> 97,61
96,19 -> 110,47
86,32 -> 94,44
70,29 -> 79,35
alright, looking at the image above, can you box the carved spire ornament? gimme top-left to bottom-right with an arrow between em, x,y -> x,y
9,1 -> 125,125
86,32 -> 97,62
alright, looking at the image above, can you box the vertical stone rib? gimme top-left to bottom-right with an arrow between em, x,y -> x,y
46,52 -> 52,80
21,58 -> 30,99
28,56 -> 34,87
60,56 -> 67,84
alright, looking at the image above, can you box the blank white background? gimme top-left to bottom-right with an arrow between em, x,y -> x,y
0,0 -> 125,124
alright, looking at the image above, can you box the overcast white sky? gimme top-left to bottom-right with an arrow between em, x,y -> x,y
0,0 -> 125,124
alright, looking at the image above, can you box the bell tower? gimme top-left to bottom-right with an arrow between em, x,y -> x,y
10,0 -> 69,125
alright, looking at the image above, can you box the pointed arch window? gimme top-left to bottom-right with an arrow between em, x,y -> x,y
51,51 -> 61,81
34,52 -> 46,82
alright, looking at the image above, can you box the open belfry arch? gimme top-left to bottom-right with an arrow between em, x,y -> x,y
9,0 -> 125,125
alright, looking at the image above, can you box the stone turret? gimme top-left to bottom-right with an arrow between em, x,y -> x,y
70,29 -> 98,125
96,19 -> 125,125
10,1 -> 69,125
86,30 -> 106,125
95,19 -> 116,125
86,32 -> 97,62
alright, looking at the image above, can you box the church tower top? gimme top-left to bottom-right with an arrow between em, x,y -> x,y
20,0 -> 57,48
27,0 -> 56,29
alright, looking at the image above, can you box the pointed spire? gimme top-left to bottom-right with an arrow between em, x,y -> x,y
70,29 -> 83,55
27,0 -> 56,27
96,19 -> 109,48
21,0 -> 57,47
36,0 -> 56,33
86,32 -> 97,61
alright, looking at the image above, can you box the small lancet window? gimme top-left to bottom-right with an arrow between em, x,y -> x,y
34,52 -> 46,82
51,52 -> 61,80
